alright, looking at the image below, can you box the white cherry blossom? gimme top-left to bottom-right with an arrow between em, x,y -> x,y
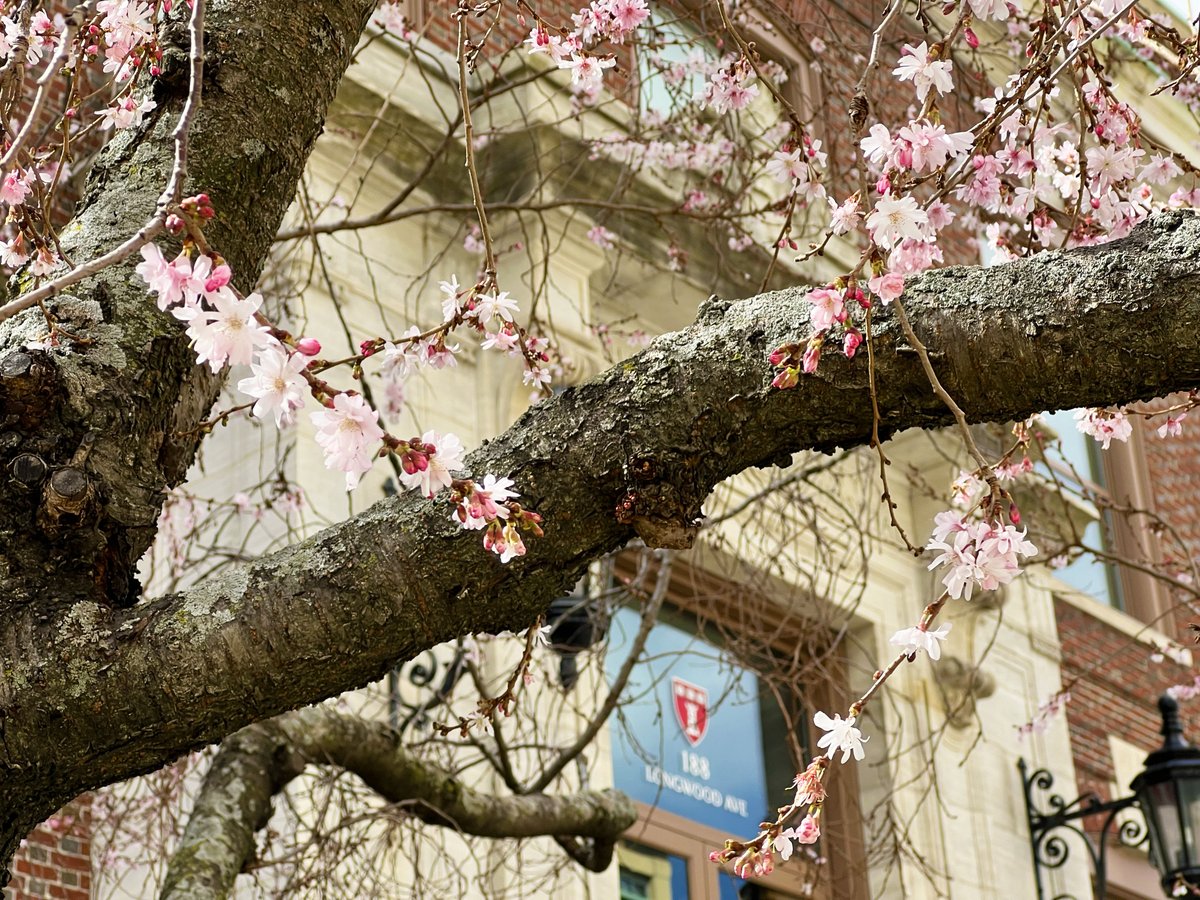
813,711 -> 868,763
237,344 -> 308,427
311,393 -> 385,490
889,622 -> 952,660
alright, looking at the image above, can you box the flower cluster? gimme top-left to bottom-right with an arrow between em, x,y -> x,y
1016,689 -> 1071,739
926,511 -> 1038,601
524,0 -> 648,101
450,476 -> 543,563
698,57 -> 759,114
136,207 -> 542,563
1075,407 -> 1133,449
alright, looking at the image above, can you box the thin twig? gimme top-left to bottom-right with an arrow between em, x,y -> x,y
0,0 -> 207,327
0,8 -> 83,171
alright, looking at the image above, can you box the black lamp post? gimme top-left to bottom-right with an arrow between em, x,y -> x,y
1021,694 -> 1200,899
1132,695 -> 1200,897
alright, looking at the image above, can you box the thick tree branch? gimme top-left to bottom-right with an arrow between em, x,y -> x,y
4,210 -> 1198,840
159,707 -> 637,899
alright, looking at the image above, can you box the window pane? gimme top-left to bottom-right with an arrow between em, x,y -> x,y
619,841 -> 689,900
639,16 -> 706,114
1039,409 -> 1121,608
1040,409 -> 1108,492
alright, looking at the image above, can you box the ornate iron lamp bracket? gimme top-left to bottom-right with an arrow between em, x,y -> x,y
1019,758 -> 1149,900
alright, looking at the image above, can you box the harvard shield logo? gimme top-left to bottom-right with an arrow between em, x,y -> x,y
672,677 -> 709,747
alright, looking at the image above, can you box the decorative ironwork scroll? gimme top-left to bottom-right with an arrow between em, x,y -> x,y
1019,758 -> 1148,900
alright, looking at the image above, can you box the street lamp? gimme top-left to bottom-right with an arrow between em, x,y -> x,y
1021,694 -> 1200,899
1132,695 -> 1200,898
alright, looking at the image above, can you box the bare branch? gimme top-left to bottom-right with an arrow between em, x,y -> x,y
160,707 -> 637,899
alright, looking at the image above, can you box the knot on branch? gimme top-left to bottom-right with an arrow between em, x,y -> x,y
615,454 -> 704,549
38,466 -> 93,531
0,349 -> 57,431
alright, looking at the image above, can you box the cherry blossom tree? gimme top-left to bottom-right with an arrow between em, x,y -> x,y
0,0 -> 1199,893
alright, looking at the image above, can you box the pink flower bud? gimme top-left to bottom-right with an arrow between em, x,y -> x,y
796,813 -> 821,844
802,344 -> 821,374
1009,502 -> 1021,525
771,367 -> 799,390
769,346 -> 791,367
965,27 -> 979,48
165,214 -> 185,234
295,337 -> 322,356
843,329 -> 863,359
876,174 -> 891,195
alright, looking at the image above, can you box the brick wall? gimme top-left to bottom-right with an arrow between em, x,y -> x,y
5,799 -> 92,900
1138,397 -> 1200,638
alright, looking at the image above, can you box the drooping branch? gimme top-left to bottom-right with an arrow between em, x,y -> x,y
4,210 -> 1199,835
158,707 -> 637,900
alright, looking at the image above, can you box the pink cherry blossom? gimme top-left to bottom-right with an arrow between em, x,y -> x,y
1159,412 -> 1187,438
893,42 -> 954,101
806,287 -> 845,332
311,393 -> 385,490
587,225 -> 617,249
455,474 -> 518,530
136,245 -> 195,311
186,290 -> 275,372
897,121 -> 973,172
868,272 -> 905,304
926,516 -> 1037,601
558,53 -> 615,93
795,813 -> 821,844
398,430 -> 466,498
0,169 -> 30,206
97,94 -> 157,130
1074,407 -> 1132,449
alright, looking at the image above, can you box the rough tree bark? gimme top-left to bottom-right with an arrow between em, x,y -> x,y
0,0 -> 1197,879
159,707 -> 636,899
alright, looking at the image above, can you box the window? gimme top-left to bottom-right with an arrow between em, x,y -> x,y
637,12 -> 710,116
619,841 -> 690,900
605,590 -> 867,899
1039,409 -> 1124,608
1038,409 -> 1168,624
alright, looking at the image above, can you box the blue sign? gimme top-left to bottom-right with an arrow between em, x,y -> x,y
606,607 -> 771,834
